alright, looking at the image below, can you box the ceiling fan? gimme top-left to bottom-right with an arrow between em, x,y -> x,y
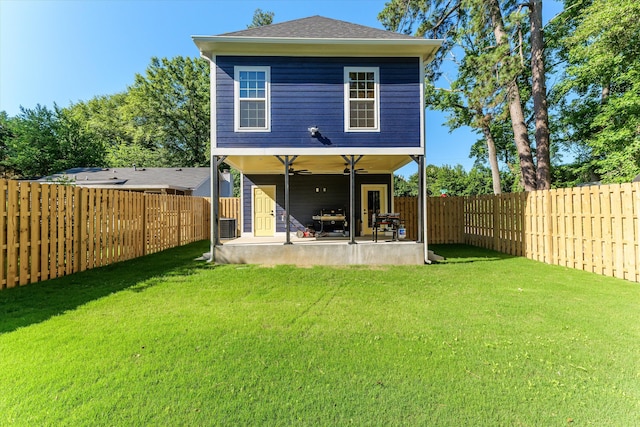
343,164 -> 367,175
288,167 -> 312,175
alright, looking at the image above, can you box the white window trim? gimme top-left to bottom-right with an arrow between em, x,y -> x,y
344,66 -> 380,133
234,66 -> 271,132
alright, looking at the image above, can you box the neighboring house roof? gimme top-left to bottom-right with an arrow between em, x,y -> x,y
39,167 -> 210,193
219,15 -> 419,40
193,15 -> 442,61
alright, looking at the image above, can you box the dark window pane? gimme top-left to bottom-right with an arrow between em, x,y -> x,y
240,100 -> 266,128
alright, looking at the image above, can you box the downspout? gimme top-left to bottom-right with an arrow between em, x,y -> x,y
212,156 -> 220,248
420,155 -> 429,263
201,51 -> 217,262
419,56 -> 430,264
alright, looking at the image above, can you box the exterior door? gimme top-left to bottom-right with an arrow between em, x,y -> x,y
361,184 -> 388,235
253,186 -> 275,237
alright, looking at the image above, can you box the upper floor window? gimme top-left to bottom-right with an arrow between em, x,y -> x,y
344,67 -> 380,132
234,66 -> 270,132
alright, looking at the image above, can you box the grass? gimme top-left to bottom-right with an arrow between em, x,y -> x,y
1,241 -> 639,426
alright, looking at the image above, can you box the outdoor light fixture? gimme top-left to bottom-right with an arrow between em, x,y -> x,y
308,126 -> 319,136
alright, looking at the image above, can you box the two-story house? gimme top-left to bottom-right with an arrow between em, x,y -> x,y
193,16 -> 441,265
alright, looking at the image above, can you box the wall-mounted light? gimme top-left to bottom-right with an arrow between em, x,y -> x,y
315,187 -> 320,193
308,126 -> 319,137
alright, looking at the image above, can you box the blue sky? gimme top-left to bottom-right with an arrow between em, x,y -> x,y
0,0 -> 563,177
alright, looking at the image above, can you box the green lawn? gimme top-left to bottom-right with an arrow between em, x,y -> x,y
1,241 -> 638,426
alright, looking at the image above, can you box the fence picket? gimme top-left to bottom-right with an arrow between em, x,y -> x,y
0,180 -> 6,289
30,182 -> 41,284
7,181 -> 19,288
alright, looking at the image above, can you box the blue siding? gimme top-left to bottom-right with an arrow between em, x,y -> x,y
243,174 -> 392,234
217,57 -> 421,149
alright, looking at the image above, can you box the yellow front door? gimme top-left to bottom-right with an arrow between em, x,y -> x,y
253,186 -> 276,237
361,184 -> 388,235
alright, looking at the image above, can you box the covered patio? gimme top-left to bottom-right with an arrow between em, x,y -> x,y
209,153 -> 429,265
213,234 -> 438,266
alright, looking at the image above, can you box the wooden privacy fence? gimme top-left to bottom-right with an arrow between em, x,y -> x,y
426,183 -> 640,283
219,197 -> 242,237
0,180 -> 210,290
394,196 -> 419,240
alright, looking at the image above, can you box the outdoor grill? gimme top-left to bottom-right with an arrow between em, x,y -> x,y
372,213 -> 402,242
312,208 -> 347,236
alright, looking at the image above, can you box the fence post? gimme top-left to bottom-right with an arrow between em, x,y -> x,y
142,194 -> 147,256
544,190 -> 553,265
493,194 -> 500,251
176,196 -> 182,247
19,182 -> 30,286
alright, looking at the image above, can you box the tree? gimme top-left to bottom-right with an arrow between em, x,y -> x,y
379,0 -> 553,192
3,105 -> 58,177
550,0 -> 640,182
53,105 -> 107,172
529,0 -> 551,189
423,164 -> 493,197
394,174 -> 418,196
2,104 -> 105,178
248,8 -> 274,28
127,56 -> 210,167
483,0 -> 536,191
68,94 -> 169,168
0,112 -> 13,177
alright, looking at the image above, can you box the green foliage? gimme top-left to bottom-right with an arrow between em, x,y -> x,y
393,174 -> 418,196
424,164 -> 494,196
380,0 -> 536,192
127,56 -> 210,167
248,8 -> 274,28
105,143 -> 168,168
395,165 -> 497,197
3,105 -> 59,177
230,168 -> 241,197
1,242 -> 638,425
54,106 -> 107,172
2,104 -> 106,178
0,112 -> 13,176
549,0 -> 640,183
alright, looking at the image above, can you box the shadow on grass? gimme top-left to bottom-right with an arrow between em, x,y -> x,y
0,241 -> 211,335
429,244 -> 517,264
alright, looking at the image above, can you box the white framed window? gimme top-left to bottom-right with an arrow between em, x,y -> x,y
234,66 -> 270,132
344,67 -> 380,132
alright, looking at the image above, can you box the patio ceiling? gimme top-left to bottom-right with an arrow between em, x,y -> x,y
222,154 -> 414,175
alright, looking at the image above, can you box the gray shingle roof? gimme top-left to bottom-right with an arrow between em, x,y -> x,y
40,167 -> 210,190
218,15 -> 419,40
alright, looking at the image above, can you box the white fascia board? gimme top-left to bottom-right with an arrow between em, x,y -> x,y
192,36 -> 443,62
211,147 -> 425,156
